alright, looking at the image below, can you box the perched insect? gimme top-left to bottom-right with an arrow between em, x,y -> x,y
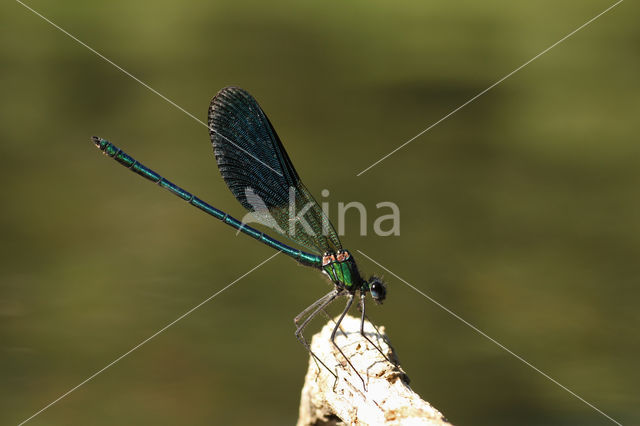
93,87 -> 390,387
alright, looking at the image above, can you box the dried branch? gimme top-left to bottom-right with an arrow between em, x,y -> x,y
297,315 -> 452,426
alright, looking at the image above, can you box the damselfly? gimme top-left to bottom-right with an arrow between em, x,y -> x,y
93,87 -> 391,387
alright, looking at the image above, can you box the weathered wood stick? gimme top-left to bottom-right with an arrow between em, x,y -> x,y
297,315 -> 452,426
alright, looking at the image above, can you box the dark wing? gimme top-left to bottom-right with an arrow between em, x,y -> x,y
208,86 -> 341,254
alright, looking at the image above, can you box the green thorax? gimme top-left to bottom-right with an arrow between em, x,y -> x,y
322,250 -> 362,290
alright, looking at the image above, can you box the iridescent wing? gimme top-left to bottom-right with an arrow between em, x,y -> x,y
208,86 -> 342,254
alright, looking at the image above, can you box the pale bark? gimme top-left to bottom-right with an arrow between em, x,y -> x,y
297,315 -> 452,426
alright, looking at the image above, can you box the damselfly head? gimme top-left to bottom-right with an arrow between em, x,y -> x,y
368,276 -> 386,304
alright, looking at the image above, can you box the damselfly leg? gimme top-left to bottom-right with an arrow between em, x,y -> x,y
359,293 -> 395,365
329,293 -> 369,390
294,289 -> 342,379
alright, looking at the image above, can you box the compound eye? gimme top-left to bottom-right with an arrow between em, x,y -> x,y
369,279 -> 386,303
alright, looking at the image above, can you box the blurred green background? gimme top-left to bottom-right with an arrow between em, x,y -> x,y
1,0 -> 638,425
